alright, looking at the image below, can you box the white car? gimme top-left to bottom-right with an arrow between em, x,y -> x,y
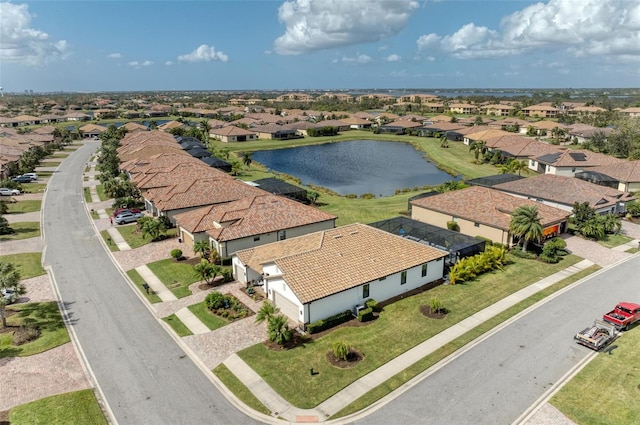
1,288 -> 18,304
0,188 -> 20,196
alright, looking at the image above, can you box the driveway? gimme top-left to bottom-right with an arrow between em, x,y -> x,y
561,234 -> 631,267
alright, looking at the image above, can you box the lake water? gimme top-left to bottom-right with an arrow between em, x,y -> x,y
252,140 -> 456,197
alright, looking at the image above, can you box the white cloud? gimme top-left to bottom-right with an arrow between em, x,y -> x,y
386,54 -> 401,62
165,61 -> 174,66
178,44 -> 228,63
274,0 -> 419,55
0,2 -> 69,65
416,0 -> 640,61
107,53 -> 122,59
340,54 -> 372,64
128,60 -> 153,69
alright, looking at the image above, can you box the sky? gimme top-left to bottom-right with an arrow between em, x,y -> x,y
0,0 -> 639,92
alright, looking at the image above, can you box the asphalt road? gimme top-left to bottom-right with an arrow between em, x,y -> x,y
358,255 -> 639,425
42,142 -> 259,425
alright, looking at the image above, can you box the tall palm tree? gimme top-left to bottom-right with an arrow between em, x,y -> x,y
240,152 -> 252,169
193,240 -> 211,260
200,119 -> 211,146
509,205 -> 543,252
469,140 -> 487,163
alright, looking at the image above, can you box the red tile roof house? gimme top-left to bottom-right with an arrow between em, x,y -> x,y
250,124 -> 298,140
483,135 -> 561,165
531,149 -> 625,177
142,175 -> 266,224
575,160 -> 640,193
210,125 -> 257,142
173,194 -> 337,256
120,152 -> 211,179
411,186 -> 570,246
233,223 -> 448,325
491,174 -> 636,215
339,117 -> 373,129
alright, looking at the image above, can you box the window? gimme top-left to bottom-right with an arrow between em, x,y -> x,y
253,236 -> 260,241
401,271 -> 407,285
421,264 -> 428,277
474,222 -> 480,228
379,276 -> 386,281
363,284 -> 370,298
278,230 -> 286,241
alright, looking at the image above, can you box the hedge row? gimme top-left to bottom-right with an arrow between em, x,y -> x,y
307,309 -> 353,334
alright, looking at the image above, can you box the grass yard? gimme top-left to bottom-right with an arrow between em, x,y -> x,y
598,233 -> 633,249
84,187 -> 92,203
188,302 -> 229,331
127,268 -> 162,304
117,225 -> 177,249
625,247 -> 639,254
0,302 -> 71,358
0,222 -> 40,241
551,322 -> 640,425
333,264 -> 601,418
213,364 -> 271,416
90,209 -> 99,219
100,230 -> 119,252
146,258 -> 200,299
95,184 -> 108,202
0,252 -> 45,279
6,199 -> 41,214
19,183 -> 47,194
38,161 -> 61,167
46,153 -> 69,159
9,389 -> 107,425
162,314 -> 193,337
238,254 -> 582,408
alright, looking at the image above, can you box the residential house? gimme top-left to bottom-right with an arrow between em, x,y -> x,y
566,106 -> 607,117
522,103 -> 559,118
174,194 -> 336,257
463,128 -> 511,145
411,186 -> 570,245
376,120 -> 423,134
250,124 -> 298,140
210,126 -> 257,142
566,124 -> 614,144
448,103 -> 478,115
575,160 -> 640,193
531,149 -> 624,177
79,124 -> 108,138
479,104 -> 515,117
233,223 -> 447,325
339,117 -> 372,129
620,107 -> 640,118
120,122 -> 149,133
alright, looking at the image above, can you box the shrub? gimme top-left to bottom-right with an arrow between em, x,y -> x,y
12,324 -> 41,346
357,307 -> 374,322
475,236 -> 493,247
333,341 -> 350,361
222,269 -> 233,282
429,296 -> 444,313
170,249 -> 183,260
510,247 -> 537,259
345,194 -> 358,199
205,291 -> 226,310
307,310 -> 352,334
364,298 -> 378,312
540,253 -> 560,263
447,221 -> 460,232
360,193 -> 376,199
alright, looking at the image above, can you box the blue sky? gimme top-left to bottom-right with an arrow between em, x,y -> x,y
1,0 -> 638,92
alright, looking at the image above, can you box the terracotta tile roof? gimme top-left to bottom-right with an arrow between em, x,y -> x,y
579,160 -> 640,183
488,118 -> 533,127
422,122 -> 466,131
135,163 -> 228,190
121,152 -> 202,175
173,194 -> 336,241
535,149 -> 625,167
158,121 -> 184,131
210,126 -> 257,137
427,115 -> 452,122
411,186 -> 570,231
121,122 -> 149,132
381,120 -> 423,128
486,136 -> 561,158
79,124 -> 108,133
148,177 -> 266,212
493,174 -> 635,209
236,223 -> 447,303
465,129 -> 511,141
339,117 -> 371,126
529,120 -> 567,130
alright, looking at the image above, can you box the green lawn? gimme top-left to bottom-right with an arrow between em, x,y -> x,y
90,209 -> 99,219
0,252 -> 45,279
6,199 -> 42,214
333,264 -> 601,418
46,153 -> 69,159
551,321 -> 640,425
38,161 -> 61,167
127,268 -> 162,304
625,247 -> 639,254
0,302 -> 70,358
0,222 -> 40,241
162,314 -> 193,337
83,187 -> 92,203
188,302 -> 229,331
598,233 -> 633,249
117,226 -> 177,249
238,254 -> 582,408
100,230 -> 119,252
9,389 -> 107,425
146,258 -> 200,299
213,364 -> 272,416
95,184 -> 109,202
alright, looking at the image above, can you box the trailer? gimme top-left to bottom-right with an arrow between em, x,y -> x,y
574,320 -> 619,351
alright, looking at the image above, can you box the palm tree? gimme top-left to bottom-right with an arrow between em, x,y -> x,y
0,260 -> 25,328
193,260 -> 221,285
240,152 -> 252,169
267,314 -> 293,345
439,135 -> 449,148
509,205 -> 543,252
255,301 -> 279,324
469,140 -> 487,163
200,120 -> 211,146
193,240 -> 211,260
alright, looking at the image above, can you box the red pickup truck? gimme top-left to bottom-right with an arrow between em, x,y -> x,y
603,302 -> 640,331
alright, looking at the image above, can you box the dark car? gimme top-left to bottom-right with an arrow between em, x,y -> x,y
11,175 -> 33,183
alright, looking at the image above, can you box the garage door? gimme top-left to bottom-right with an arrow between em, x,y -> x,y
274,292 -> 299,322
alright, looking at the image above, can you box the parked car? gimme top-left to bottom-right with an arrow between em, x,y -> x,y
22,173 -> 38,181
1,288 -> 18,304
0,188 -> 20,196
11,175 -> 33,183
114,211 -> 143,225
113,207 -> 141,217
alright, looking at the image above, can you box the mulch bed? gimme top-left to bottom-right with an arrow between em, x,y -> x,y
326,349 -> 364,368
263,332 -> 311,351
0,325 -> 20,335
197,276 -> 226,291
420,305 -> 448,319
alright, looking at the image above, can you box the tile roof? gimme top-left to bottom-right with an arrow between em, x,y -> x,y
493,174 -> 635,209
134,163 -> 228,190
577,160 -> 640,183
411,186 -> 570,231
173,194 -> 336,241
236,223 -> 447,304
486,136 -> 561,158
535,149 -> 625,167
210,126 -> 257,137
465,129 -> 511,141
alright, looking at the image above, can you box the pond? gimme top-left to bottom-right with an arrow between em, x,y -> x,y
252,140 -> 456,197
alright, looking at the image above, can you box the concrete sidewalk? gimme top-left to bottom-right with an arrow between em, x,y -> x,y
223,259 -> 595,422
176,307 -> 210,334
135,265 -> 178,302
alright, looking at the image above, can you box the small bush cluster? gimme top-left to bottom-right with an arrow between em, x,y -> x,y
345,194 -> 358,199
447,221 -> 460,232
364,298 -> 379,312
204,291 -> 248,320
540,237 -> 569,263
170,249 -> 183,260
448,245 -> 507,285
510,247 -> 537,259
332,341 -> 351,361
307,309 -> 352,334
429,296 -> 444,313
12,324 -> 41,346
360,193 -> 376,199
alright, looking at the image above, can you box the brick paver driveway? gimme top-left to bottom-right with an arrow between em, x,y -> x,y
561,234 -> 630,267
